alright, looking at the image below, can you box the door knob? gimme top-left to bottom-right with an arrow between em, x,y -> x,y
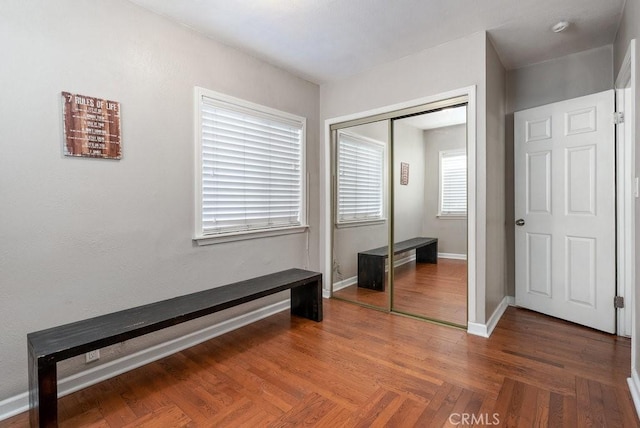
515,219 -> 525,226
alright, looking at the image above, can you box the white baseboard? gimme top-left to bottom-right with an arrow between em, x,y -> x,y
438,252 -> 467,260
466,322 -> 488,337
628,369 -> 640,420
0,299 -> 290,422
0,392 -> 28,422
467,296 -> 513,338
386,253 -> 417,270
396,254 -> 416,267
332,275 -> 357,292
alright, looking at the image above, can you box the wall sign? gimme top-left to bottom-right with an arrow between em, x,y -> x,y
400,162 -> 409,185
62,92 -> 122,159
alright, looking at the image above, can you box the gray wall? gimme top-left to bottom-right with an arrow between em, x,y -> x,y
614,0 -> 640,389
485,37 -> 507,318
507,45 -> 614,113
393,122 -> 426,243
504,44 -> 614,297
421,125 -> 467,255
0,0 -> 319,401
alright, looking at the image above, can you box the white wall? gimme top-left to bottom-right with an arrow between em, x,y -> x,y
0,0 -> 319,403
614,0 -> 640,413
421,125 -> 467,255
320,31 -> 488,324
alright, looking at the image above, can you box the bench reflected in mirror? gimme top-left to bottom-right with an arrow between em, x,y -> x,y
358,237 -> 438,291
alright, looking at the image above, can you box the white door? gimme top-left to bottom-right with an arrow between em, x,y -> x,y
514,90 -> 616,333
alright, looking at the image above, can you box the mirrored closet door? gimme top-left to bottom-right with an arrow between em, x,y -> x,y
330,98 -> 469,327
391,106 -> 468,326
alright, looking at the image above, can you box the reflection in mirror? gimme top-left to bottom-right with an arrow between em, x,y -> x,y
392,106 -> 468,326
332,120 -> 390,310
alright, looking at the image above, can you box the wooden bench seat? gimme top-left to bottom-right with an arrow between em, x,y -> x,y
358,237 -> 438,291
27,268 -> 322,427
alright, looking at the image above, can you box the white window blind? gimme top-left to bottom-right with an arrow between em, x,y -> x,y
337,131 -> 384,223
439,150 -> 467,216
199,93 -> 304,236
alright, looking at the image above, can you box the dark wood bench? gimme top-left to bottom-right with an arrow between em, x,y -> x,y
358,237 -> 438,291
27,268 -> 322,427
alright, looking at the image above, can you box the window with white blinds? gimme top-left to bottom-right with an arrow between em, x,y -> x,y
439,150 -> 467,216
337,131 -> 384,224
195,88 -> 306,238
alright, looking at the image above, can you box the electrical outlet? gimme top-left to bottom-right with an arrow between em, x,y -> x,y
85,349 -> 100,363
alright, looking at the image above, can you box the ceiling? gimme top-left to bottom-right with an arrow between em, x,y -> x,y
128,0 -> 626,84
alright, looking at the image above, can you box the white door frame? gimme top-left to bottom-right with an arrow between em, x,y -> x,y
320,85 -> 482,331
615,39 -> 636,338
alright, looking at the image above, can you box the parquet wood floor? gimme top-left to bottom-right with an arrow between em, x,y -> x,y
393,259 -> 467,325
2,300 -> 636,427
332,258 -> 467,325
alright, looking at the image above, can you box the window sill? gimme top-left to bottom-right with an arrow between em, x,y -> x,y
194,225 -> 309,246
437,214 -> 467,220
335,218 -> 386,229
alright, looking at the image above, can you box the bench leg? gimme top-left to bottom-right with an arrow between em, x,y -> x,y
29,348 -> 58,427
291,278 -> 323,321
358,254 -> 386,291
416,241 -> 438,264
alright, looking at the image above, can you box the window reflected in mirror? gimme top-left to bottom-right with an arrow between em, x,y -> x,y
332,120 -> 390,310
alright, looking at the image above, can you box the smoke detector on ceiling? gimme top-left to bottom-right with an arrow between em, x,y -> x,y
552,21 -> 570,33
